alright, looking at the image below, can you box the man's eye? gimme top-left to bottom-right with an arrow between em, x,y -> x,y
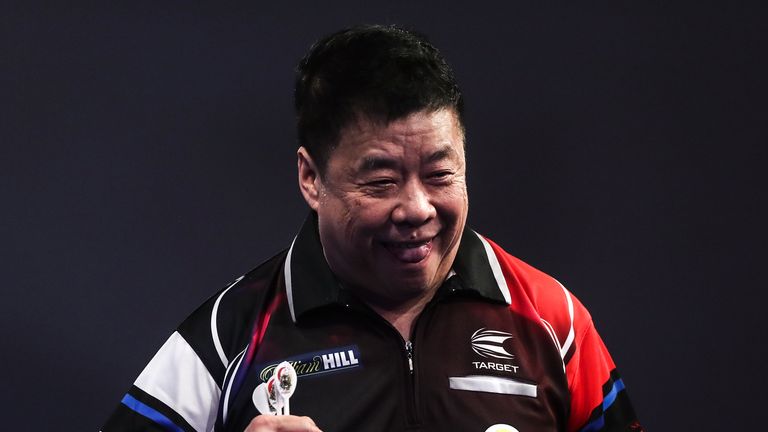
429,171 -> 454,181
365,179 -> 396,188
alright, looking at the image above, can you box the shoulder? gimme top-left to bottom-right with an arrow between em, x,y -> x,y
477,234 -> 639,431
478,234 -> 592,362
175,249 -> 289,385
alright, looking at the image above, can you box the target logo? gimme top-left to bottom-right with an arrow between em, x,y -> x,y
470,328 -> 515,360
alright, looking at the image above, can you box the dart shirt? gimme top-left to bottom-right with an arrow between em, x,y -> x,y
101,214 -> 642,432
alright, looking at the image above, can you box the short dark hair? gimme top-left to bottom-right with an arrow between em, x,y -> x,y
295,24 -> 465,172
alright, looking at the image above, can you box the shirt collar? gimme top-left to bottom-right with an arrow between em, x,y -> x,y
284,212 -> 512,323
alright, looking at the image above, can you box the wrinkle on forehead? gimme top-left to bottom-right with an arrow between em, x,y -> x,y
341,108 -> 463,145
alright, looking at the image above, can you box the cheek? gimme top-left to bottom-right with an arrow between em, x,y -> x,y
436,186 -> 469,220
352,200 -> 392,226
337,196 -> 389,239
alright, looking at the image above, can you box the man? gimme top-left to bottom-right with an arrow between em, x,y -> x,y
102,25 -> 642,432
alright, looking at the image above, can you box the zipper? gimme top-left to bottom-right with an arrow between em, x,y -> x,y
405,340 -> 414,374
402,289 -> 444,428
354,288 -> 446,427
403,338 -> 418,426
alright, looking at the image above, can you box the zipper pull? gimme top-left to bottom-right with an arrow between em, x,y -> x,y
405,340 -> 414,373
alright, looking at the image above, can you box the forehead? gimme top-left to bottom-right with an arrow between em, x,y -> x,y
333,109 -> 464,162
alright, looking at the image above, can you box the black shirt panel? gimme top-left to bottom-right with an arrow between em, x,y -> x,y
415,293 -> 569,431
222,299 -> 409,432
216,252 -> 287,361
176,251 -> 288,387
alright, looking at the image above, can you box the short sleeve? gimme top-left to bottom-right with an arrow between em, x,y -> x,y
566,319 -> 643,432
101,331 -> 221,432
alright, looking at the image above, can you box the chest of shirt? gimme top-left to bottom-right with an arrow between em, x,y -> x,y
221,297 -> 569,432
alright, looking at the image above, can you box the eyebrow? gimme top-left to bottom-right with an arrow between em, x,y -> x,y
425,146 -> 458,164
356,145 -> 459,173
357,156 -> 399,173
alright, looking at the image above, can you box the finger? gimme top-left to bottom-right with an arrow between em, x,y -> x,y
244,414 -> 322,432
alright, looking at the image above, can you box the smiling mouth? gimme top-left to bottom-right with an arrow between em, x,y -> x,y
382,239 -> 433,263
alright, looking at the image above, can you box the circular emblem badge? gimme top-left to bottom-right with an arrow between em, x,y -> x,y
485,425 -> 520,432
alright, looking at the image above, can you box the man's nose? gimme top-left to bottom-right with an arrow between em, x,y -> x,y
390,181 -> 436,226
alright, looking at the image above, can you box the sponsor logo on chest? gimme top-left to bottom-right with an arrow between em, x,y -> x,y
470,328 -> 521,374
258,345 -> 361,382
472,361 -> 519,373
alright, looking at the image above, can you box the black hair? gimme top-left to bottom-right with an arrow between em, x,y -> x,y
295,24 -> 465,172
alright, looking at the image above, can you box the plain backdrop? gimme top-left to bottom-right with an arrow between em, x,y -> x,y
2,1 -> 766,430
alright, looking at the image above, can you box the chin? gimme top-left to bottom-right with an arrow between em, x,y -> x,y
392,272 -> 438,294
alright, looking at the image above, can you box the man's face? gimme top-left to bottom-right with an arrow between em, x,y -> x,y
300,109 -> 468,307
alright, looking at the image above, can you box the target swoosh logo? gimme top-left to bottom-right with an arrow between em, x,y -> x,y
471,328 -> 515,360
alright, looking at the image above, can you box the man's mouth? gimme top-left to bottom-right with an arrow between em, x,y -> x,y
382,239 -> 433,263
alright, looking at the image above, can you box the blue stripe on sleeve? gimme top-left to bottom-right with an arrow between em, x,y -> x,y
581,415 -> 605,432
602,379 -> 625,411
121,393 -> 186,432
579,379 -> 626,432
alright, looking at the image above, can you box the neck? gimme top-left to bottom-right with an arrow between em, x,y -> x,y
359,285 -> 439,341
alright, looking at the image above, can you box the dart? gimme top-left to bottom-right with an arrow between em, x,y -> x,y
275,361 -> 297,415
266,375 -> 283,414
264,361 -> 298,415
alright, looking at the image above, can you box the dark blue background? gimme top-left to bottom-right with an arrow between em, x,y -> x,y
2,1 -> 766,430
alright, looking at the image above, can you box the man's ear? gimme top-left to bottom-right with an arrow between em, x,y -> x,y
297,147 -> 323,211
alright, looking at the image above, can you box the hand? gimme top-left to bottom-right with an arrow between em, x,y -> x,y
244,415 -> 322,432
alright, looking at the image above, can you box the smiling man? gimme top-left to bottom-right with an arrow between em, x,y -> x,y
298,109 -> 467,339
102,25 -> 642,432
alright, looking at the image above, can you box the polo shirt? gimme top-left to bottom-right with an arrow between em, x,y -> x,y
101,213 -> 642,432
